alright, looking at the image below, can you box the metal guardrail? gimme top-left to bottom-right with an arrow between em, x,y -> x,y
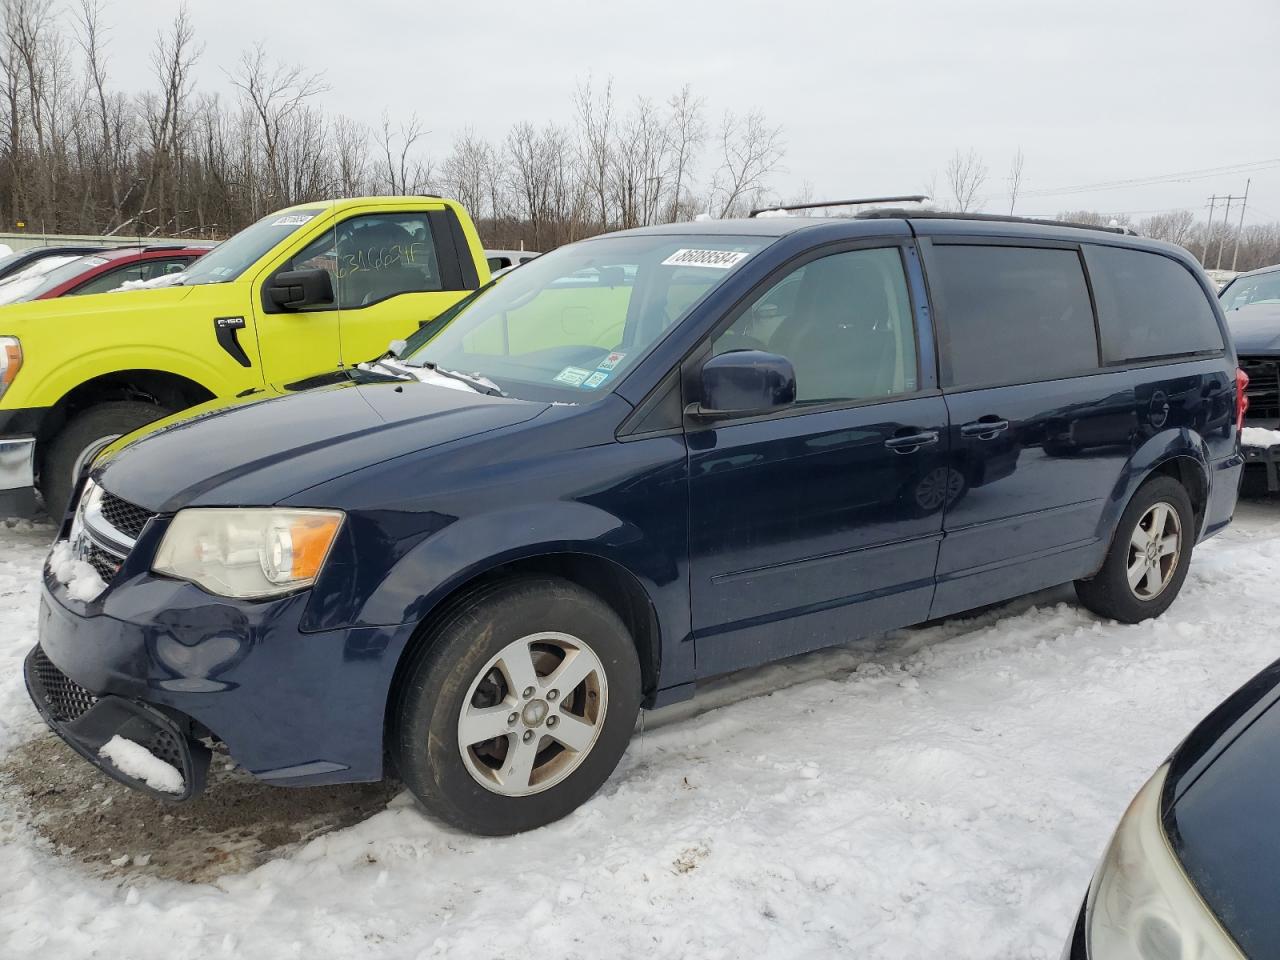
0,232 -> 197,253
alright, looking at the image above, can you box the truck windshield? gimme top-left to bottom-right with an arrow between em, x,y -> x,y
181,208 -> 326,286
401,233 -> 769,400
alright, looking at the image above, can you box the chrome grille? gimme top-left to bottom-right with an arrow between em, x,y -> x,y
30,647 -> 98,723
97,491 -> 154,541
1240,356 -> 1280,423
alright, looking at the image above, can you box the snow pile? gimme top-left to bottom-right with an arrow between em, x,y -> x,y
1242,426 -> 1280,448
46,540 -> 107,601
98,736 -> 184,795
2,506 -> 1280,957
754,208 -> 791,218
112,271 -> 187,292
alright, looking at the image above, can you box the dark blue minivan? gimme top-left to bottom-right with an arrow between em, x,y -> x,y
26,211 -> 1246,834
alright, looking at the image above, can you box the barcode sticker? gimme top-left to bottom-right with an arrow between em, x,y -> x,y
660,248 -> 750,270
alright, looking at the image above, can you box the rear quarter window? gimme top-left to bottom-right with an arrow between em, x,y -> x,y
928,244 -> 1099,388
1083,244 -> 1224,362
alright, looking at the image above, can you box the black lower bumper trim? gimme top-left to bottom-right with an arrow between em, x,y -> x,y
23,645 -> 209,802
1242,442 -> 1280,493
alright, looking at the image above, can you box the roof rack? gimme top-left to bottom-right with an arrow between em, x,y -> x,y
748,195 -> 930,218
855,208 -> 1140,236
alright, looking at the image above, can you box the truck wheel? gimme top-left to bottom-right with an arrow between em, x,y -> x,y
1075,475 -> 1194,624
41,401 -> 169,516
391,576 -> 642,835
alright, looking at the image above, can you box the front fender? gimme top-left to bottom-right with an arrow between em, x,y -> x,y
305,496 -> 683,631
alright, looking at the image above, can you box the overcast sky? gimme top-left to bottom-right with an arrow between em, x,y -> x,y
93,0 -> 1280,228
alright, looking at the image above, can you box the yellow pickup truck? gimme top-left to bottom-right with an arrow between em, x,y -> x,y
0,196 -> 489,514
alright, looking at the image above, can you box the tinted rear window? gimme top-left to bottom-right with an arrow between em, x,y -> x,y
1083,244 -> 1224,362
929,244 -> 1099,388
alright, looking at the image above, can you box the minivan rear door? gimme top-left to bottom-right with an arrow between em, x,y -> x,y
919,235 -> 1129,618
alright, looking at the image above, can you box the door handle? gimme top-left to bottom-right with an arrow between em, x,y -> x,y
885,430 -> 940,453
960,418 -> 1009,440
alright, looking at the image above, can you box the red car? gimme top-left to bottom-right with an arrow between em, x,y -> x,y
0,244 -> 213,305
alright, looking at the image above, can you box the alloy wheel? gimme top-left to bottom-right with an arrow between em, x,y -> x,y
457,631 -> 608,797
1126,501 -> 1182,600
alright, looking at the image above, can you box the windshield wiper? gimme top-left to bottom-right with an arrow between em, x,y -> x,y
422,362 -> 506,397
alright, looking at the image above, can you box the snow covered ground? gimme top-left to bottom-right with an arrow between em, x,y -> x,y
2,500 -> 1279,959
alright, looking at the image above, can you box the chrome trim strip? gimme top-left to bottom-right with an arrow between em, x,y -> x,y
83,497 -> 136,552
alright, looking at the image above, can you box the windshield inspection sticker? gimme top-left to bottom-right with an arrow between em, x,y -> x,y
553,366 -> 591,386
582,371 -> 610,389
271,214 -> 315,227
597,351 -> 626,371
661,248 -> 749,270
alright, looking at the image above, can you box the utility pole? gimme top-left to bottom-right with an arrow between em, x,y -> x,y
1215,189 -> 1249,270
1202,195 -> 1219,264
1231,178 -> 1251,272
1216,196 -> 1233,270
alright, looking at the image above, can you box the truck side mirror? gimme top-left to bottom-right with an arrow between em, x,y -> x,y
265,268 -> 334,311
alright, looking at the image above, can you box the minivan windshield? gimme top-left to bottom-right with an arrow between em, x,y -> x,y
180,208 -> 326,286
401,233 -> 769,400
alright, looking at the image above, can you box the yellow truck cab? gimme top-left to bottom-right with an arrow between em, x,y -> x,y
0,196 -> 489,515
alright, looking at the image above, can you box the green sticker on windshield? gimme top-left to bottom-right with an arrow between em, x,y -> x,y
582,371 -> 609,389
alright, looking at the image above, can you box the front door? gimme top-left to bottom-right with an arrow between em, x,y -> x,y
687,244 -> 949,677
254,205 -> 478,384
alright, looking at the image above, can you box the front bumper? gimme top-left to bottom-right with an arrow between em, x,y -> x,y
25,645 -> 210,801
31,557 -> 418,799
0,434 -> 36,517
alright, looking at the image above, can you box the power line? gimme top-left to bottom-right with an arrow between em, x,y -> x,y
1018,157 -> 1280,199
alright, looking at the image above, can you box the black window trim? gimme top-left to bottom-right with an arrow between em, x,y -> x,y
917,236 -> 1107,394
672,237 -> 932,432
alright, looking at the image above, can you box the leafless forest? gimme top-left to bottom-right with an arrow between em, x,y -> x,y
3,0 -> 1278,269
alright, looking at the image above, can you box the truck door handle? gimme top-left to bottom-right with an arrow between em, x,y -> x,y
885,430 -> 940,453
960,418 -> 1009,440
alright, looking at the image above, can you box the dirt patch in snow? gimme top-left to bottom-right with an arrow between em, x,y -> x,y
0,733 -> 401,884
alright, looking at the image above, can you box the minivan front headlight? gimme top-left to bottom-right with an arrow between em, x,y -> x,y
1086,764 -> 1242,959
152,508 -> 343,599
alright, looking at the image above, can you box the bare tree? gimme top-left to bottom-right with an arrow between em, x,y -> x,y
711,110 -> 785,218
664,84 -> 704,222
945,148 -> 988,213
574,77 -> 614,231
375,110 -> 432,195
1139,210 -> 1195,246
230,42 -> 327,206
1007,147 -> 1025,215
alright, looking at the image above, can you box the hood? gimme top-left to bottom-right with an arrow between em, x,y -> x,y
94,378 -> 549,511
1226,303 -> 1280,355
1160,658 -> 1280,959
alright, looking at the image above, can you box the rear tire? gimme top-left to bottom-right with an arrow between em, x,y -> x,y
1074,475 -> 1194,623
41,401 -> 169,516
391,576 -> 641,835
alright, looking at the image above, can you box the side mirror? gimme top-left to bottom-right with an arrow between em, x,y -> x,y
694,350 -> 796,419
265,268 -> 334,311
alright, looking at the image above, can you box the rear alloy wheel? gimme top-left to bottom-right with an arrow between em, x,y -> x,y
392,576 -> 641,835
1075,475 -> 1194,623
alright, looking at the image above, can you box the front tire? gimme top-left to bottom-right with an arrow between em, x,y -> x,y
1075,475 -> 1194,623
41,401 -> 170,516
391,576 -> 642,835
